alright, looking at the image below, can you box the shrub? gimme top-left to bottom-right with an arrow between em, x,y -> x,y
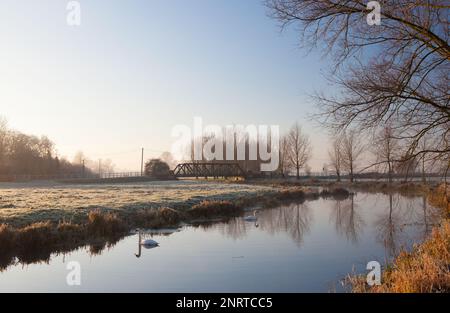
87,210 -> 126,236
144,159 -> 171,178
188,200 -> 242,219
137,207 -> 182,228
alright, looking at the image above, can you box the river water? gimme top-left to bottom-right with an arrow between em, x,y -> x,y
0,192 -> 440,292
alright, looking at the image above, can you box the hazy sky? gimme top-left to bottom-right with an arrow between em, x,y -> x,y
0,0 -> 335,171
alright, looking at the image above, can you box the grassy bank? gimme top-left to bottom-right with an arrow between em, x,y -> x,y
0,183 -> 349,271
348,183 -> 450,292
245,178 -> 440,196
0,181 -> 273,227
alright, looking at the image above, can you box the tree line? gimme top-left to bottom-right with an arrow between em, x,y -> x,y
0,118 -> 94,179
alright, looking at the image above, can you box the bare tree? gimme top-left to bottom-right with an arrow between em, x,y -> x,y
100,159 -> 115,173
340,130 -> 364,182
73,151 -> 87,165
266,1 -> 450,174
278,135 -> 291,177
159,151 -> 177,170
328,135 -> 343,182
286,123 -> 312,179
0,117 -> 8,173
372,126 -> 399,183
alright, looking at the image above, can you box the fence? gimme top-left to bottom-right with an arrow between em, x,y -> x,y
0,172 -> 144,182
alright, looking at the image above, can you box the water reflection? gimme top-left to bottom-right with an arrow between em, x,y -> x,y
0,192 -> 443,282
374,194 -> 405,257
374,194 -> 442,258
196,203 -> 313,247
330,195 -> 365,244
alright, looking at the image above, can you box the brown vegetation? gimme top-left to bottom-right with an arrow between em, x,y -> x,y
135,207 -> 182,228
188,200 -> 242,219
349,219 -> 450,293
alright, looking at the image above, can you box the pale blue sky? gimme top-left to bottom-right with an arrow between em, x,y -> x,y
0,0 -> 334,171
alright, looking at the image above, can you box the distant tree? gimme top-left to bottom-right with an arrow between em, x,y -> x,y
159,151 -> 176,169
328,135 -> 343,182
340,130 -> 365,183
278,135 -> 290,177
73,151 -> 87,165
144,159 -> 171,178
97,159 -> 114,174
0,117 -> 8,174
286,123 -> 312,179
372,126 -> 399,183
304,164 -> 312,177
0,120 -> 99,180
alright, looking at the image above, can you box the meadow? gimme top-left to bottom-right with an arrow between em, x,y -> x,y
0,180 -> 273,227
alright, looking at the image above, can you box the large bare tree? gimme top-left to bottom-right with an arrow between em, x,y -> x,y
286,123 -> 312,179
266,0 -> 450,175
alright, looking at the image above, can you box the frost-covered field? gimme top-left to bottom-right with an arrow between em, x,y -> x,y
0,180 -> 273,226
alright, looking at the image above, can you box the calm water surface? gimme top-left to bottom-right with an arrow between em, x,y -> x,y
0,193 -> 440,292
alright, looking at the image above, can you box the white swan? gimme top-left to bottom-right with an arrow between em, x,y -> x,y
135,231 -> 159,257
244,210 -> 258,222
139,231 -> 159,247
141,238 -> 159,247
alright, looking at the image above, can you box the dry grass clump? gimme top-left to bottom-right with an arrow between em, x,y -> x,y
87,210 -> 126,236
350,220 -> 450,293
0,224 -> 15,251
136,207 -> 182,228
188,200 -> 242,219
17,221 -> 54,247
429,184 -> 449,216
275,188 -> 306,200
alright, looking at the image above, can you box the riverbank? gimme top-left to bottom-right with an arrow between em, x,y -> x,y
0,180 -> 272,227
0,181 -> 349,270
243,178 -> 440,196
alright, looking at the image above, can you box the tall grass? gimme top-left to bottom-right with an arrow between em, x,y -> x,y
87,210 -> 126,236
349,220 -> 450,292
188,200 -> 242,219
136,207 -> 182,228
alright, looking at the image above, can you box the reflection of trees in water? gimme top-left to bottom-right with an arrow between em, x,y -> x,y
0,236 -> 122,272
415,196 -> 442,237
374,194 -> 404,257
374,194 -> 442,258
217,203 -> 313,247
329,195 -> 365,244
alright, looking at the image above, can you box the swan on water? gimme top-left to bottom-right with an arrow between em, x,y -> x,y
243,210 -> 258,222
135,230 -> 159,258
